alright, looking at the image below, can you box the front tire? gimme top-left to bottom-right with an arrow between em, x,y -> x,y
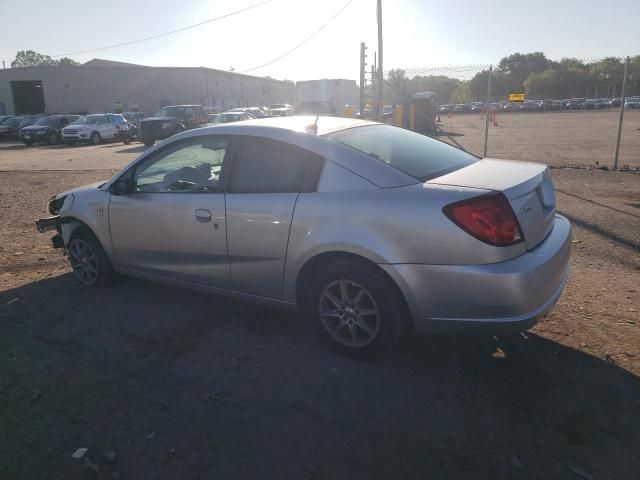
68,232 -> 115,287
24,140 -> 34,146
308,260 -> 406,358
143,138 -> 155,147
90,131 -> 101,145
48,133 -> 58,145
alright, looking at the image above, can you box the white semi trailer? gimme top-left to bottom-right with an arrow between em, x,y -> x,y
296,79 -> 358,116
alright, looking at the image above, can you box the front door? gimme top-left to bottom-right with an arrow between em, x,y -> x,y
109,136 -> 231,287
225,137 -> 322,298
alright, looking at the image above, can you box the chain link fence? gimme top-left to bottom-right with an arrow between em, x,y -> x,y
382,57 -> 639,169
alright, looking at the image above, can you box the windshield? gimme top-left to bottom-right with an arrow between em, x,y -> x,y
155,107 -> 185,117
34,117 -> 59,127
327,125 -> 477,182
72,115 -> 102,125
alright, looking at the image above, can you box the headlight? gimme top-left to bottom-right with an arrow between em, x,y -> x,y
162,122 -> 171,129
48,195 -> 67,215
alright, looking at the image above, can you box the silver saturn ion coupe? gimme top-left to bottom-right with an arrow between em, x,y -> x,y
37,116 -> 571,357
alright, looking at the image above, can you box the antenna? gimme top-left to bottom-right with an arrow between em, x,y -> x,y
305,115 -> 320,135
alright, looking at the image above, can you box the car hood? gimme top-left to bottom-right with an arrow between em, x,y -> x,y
142,116 -> 178,122
22,125 -> 49,132
55,181 -> 107,200
64,124 -> 93,130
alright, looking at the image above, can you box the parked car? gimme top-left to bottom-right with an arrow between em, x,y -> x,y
213,111 -> 256,123
0,116 -> 21,139
624,96 -> 640,109
268,104 -> 294,116
566,98 -> 585,110
228,107 -> 267,118
36,116 -> 571,358
140,105 -> 208,146
296,101 -> 336,116
21,114 -> 80,145
61,113 -> 125,145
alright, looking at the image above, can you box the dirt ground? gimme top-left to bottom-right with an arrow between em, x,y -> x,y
1,140 -> 639,480
439,110 -> 640,169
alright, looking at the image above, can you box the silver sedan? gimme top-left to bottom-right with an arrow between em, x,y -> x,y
36,116 -> 571,357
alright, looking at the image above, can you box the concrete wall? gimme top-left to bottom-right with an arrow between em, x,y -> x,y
0,65 -> 296,115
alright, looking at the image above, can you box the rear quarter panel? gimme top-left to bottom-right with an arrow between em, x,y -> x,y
282,184 -> 527,302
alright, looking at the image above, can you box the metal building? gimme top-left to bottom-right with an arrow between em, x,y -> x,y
0,59 -> 296,116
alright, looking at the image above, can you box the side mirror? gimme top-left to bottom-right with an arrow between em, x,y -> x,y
111,178 -> 133,196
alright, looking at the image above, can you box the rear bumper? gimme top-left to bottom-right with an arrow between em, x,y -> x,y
382,214 -> 571,334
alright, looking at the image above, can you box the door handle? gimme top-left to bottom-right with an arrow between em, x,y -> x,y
195,209 -> 212,222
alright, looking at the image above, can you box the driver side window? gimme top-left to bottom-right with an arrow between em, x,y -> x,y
134,137 -> 229,193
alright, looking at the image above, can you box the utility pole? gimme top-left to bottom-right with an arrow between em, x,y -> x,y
613,56 -> 629,170
370,64 -> 375,116
359,42 -> 367,117
376,0 -> 384,122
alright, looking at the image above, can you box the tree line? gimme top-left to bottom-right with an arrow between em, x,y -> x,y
385,52 -> 640,104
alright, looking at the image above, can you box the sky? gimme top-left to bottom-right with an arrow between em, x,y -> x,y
1,0 -> 638,81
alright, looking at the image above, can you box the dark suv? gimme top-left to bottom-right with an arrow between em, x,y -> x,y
140,105 -> 208,146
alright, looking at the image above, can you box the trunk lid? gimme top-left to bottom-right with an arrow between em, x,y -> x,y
428,158 -> 556,250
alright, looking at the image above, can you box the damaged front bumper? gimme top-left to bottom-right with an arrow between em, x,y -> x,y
35,215 -> 69,249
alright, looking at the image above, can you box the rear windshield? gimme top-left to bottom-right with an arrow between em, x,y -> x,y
327,125 -> 477,182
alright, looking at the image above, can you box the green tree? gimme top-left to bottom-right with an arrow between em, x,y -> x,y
449,82 -> 472,103
57,57 -> 80,66
11,50 -> 79,68
497,52 -> 551,92
409,75 -> 461,104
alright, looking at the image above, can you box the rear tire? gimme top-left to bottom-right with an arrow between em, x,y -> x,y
48,133 -> 58,145
143,138 -> 155,147
308,260 -> 406,358
68,231 -> 115,288
24,140 -> 34,146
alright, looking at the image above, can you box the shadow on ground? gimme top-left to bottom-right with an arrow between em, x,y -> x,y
1,274 -> 639,479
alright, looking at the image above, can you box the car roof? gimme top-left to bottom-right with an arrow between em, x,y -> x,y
204,115 -> 375,136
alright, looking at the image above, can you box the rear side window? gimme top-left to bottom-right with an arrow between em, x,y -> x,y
228,139 -> 311,193
327,125 -> 477,182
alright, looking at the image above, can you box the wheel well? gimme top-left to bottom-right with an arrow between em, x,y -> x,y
295,251 -> 412,325
67,220 -> 98,244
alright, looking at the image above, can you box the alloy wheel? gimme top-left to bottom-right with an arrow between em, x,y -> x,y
319,279 -> 380,347
68,239 -> 99,285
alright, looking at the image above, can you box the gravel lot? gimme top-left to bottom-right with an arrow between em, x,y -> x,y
1,140 -> 639,479
439,109 -> 640,168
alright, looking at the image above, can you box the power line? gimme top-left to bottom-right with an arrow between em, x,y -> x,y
51,0 -> 273,58
243,0 -> 354,73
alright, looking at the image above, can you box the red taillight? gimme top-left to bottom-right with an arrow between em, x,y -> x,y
443,193 -> 523,246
